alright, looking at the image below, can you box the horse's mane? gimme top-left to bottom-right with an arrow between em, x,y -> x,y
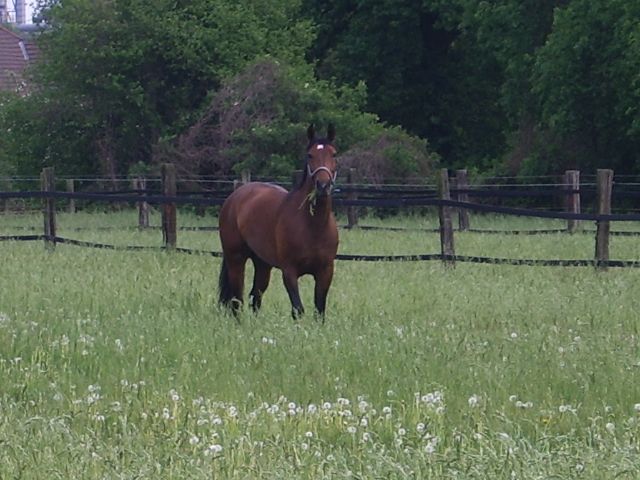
293,137 -> 335,191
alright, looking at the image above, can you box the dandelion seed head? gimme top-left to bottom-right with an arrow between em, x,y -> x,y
205,444 -> 223,456
169,389 -> 180,402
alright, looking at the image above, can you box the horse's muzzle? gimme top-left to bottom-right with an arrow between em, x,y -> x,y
315,179 -> 333,197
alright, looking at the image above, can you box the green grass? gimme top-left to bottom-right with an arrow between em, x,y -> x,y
1,211 -> 640,478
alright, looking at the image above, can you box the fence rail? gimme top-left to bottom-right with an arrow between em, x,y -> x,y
1,166 -> 639,269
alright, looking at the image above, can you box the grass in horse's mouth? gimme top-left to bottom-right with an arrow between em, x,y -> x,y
301,190 -> 318,215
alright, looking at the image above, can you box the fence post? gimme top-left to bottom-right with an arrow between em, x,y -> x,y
565,170 -> 580,233
595,169 -> 613,270
456,169 -> 470,231
161,163 -> 177,250
438,168 -> 455,267
66,179 -> 75,214
347,168 -> 359,228
1,179 -> 7,214
133,176 -> 149,229
241,170 -> 251,184
41,167 -> 56,252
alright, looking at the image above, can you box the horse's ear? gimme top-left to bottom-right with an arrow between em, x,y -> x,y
327,124 -> 336,143
307,124 -> 315,142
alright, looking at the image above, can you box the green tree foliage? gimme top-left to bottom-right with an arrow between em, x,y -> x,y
308,0 -> 640,176
533,0 -> 640,173
15,0 -> 313,178
3,0 -> 640,180
304,0 -> 510,168
155,58 -> 438,181
0,92 -> 94,176
447,0 -> 560,174
454,1 -> 558,121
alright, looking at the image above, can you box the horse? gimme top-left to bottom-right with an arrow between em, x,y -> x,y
218,124 -> 339,320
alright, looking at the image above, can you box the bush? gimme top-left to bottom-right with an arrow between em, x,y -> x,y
155,58 -> 438,183
339,127 -> 439,184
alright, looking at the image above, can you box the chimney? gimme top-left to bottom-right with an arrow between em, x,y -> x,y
0,0 -> 7,23
15,0 -> 25,24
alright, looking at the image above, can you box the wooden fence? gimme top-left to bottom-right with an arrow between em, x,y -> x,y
0,165 -> 628,270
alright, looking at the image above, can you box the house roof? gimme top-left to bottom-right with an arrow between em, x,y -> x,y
0,24 -> 39,92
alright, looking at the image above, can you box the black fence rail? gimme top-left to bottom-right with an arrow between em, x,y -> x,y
1,166 -> 639,268
4,234 -> 640,269
4,168 -> 640,211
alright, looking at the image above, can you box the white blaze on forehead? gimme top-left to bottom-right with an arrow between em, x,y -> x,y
316,144 -> 324,150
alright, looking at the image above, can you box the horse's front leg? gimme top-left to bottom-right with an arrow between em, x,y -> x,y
250,257 -> 272,312
282,268 -> 304,319
313,263 -> 334,323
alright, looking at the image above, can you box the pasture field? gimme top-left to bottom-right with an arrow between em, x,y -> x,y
2,210 -> 640,478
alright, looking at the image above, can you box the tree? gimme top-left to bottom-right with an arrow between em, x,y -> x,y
0,92 -> 95,176
23,0 -> 313,179
532,0 -> 640,173
155,58 -> 438,183
303,0 -> 509,168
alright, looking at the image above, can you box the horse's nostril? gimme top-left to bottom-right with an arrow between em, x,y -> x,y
316,181 -> 331,194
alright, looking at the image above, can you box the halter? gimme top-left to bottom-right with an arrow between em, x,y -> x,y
307,164 -> 337,184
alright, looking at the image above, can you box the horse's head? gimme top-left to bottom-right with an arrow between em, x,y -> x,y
306,124 -> 337,197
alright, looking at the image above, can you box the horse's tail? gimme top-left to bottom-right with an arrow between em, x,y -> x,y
218,258 -> 234,306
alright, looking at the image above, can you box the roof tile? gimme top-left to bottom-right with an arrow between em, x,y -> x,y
0,24 -> 39,92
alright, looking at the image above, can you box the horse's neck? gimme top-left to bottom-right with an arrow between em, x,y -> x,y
311,195 -> 333,222
292,182 -> 333,224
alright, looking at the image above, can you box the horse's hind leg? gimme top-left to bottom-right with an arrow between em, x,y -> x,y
219,253 -> 247,314
249,256 -> 272,312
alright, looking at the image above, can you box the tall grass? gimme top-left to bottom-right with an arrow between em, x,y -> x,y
1,211 -> 640,478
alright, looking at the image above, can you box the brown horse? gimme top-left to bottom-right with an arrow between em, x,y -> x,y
218,124 -> 339,319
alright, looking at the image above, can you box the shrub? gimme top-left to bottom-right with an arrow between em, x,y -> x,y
155,58 -> 438,183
